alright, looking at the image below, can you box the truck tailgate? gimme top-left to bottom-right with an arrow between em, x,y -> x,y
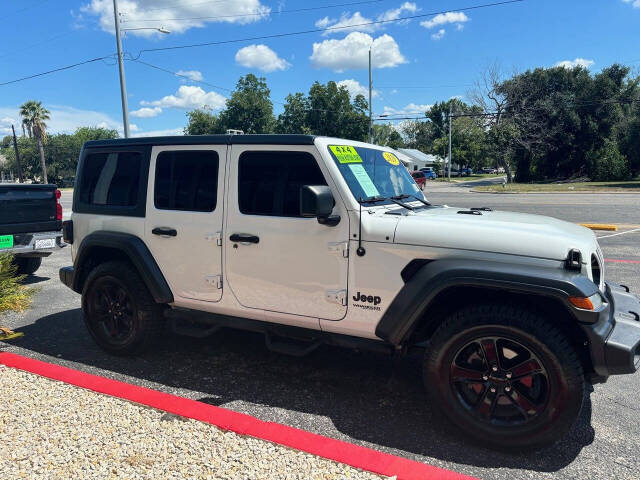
0,184 -> 60,235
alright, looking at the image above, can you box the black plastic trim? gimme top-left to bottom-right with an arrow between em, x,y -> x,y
375,258 -> 599,346
71,231 -> 173,303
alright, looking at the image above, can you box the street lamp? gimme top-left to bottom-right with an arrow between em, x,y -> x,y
112,0 -> 170,138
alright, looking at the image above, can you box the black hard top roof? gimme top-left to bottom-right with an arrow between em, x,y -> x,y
84,134 -> 317,149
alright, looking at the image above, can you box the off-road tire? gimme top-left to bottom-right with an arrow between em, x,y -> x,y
82,261 -> 164,355
14,257 -> 42,275
423,304 -> 585,450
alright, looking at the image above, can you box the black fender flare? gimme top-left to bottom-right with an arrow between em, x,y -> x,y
375,258 -> 599,346
72,231 -> 173,304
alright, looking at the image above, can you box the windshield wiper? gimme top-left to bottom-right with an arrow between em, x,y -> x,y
359,195 -> 387,204
411,195 -> 431,206
389,195 -> 416,211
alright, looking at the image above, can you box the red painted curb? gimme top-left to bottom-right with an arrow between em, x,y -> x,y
0,352 -> 475,480
605,258 -> 640,264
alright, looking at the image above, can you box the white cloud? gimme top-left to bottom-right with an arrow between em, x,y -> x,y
554,58 -> 595,69
431,29 -> 445,40
378,2 -> 418,22
131,106 -> 163,118
133,127 -> 184,137
0,105 -> 125,135
175,70 -> 203,82
420,11 -> 469,29
337,79 -> 379,98
310,32 -> 407,71
81,0 -> 270,37
622,0 -> 640,8
235,44 -> 291,72
383,103 -> 432,116
141,85 -> 226,110
318,3 -> 418,36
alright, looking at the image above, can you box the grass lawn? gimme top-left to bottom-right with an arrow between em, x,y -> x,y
473,180 -> 640,193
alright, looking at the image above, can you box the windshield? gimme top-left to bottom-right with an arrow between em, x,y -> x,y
327,145 -> 420,204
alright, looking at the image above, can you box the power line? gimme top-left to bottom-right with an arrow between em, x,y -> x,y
128,0 -> 255,14
0,55 -> 115,87
134,0 -> 525,56
123,0 -> 386,23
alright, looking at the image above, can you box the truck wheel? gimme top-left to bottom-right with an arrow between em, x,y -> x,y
14,257 -> 42,275
423,304 -> 585,450
82,261 -> 164,355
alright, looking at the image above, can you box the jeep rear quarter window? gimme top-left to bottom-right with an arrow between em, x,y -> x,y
154,150 -> 219,212
238,151 -> 327,217
79,152 -> 141,206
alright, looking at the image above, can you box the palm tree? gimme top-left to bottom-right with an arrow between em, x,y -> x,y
19,100 -> 50,184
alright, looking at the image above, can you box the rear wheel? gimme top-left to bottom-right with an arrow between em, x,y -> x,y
14,257 -> 42,275
423,304 -> 585,449
82,261 -> 164,355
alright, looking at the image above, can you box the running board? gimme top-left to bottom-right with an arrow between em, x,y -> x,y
264,332 -> 322,357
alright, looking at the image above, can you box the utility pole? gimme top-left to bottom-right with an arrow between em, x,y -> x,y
368,47 -> 373,144
447,104 -> 452,182
11,125 -> 23,183
113,0 -> 130,138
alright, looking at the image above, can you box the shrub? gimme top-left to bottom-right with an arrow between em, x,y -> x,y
588,140 -> 630,181
0,254 -> 35,313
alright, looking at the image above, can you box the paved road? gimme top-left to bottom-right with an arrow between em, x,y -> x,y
3,188 -> 640,480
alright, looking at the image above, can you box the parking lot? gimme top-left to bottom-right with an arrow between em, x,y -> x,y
3,185 -> 640,480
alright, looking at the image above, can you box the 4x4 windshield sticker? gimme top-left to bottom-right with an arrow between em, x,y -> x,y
348,164 -> 380,198
330,145 -> 362,164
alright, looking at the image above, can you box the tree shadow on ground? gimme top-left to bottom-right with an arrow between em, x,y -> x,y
7,308 -> 595,473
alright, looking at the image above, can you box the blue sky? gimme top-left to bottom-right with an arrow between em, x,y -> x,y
1,0 -> 639,138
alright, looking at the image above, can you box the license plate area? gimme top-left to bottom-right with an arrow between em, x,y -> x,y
35,238 -> 56,249
0,235 -> 14,249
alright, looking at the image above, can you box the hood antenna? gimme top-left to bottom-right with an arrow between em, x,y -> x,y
357,198 -> 366,257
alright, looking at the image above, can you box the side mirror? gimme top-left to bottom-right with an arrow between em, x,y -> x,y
300,185 -> 340,227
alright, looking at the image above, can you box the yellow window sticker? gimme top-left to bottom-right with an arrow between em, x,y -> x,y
330,145 -> 363,164
383,151 -> 400,166
348,164 -> 380,198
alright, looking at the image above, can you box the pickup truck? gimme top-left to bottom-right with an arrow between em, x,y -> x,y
0,183 -> 64,274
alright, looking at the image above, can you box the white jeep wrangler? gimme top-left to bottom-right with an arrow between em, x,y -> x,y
60,135 -> 640,449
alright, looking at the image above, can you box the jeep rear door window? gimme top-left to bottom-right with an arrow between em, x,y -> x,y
154,150 -> 219,212
79,151 -> 141,206
238,151 -> 326,217
327,146 -> 419,204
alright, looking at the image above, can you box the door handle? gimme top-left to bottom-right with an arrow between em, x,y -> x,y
229,233 -> 259,244
152,227 -> 177,237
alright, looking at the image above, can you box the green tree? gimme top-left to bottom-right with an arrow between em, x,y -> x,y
19,100 -> 50,183
219,74 -> 274,134
184,108 -> 223,135
275,92 -> 310,134
372,123 -> 404,149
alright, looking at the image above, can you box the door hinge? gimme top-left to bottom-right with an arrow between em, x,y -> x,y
326,289 -> 347,306
328,241 -> 349,258
205,231 -> 223,246
206,274 -> 223,289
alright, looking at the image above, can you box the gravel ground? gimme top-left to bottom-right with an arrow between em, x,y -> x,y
0,366 -> 386,480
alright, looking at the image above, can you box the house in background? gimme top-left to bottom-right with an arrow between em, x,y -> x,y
397,148 -> 443,171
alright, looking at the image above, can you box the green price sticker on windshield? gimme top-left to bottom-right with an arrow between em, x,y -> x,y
330,145 -> 362,164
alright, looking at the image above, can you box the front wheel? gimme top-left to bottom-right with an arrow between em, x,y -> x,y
423,304 -> 585,449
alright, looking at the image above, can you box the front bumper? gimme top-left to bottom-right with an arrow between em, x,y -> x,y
582,283 -> 640,382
